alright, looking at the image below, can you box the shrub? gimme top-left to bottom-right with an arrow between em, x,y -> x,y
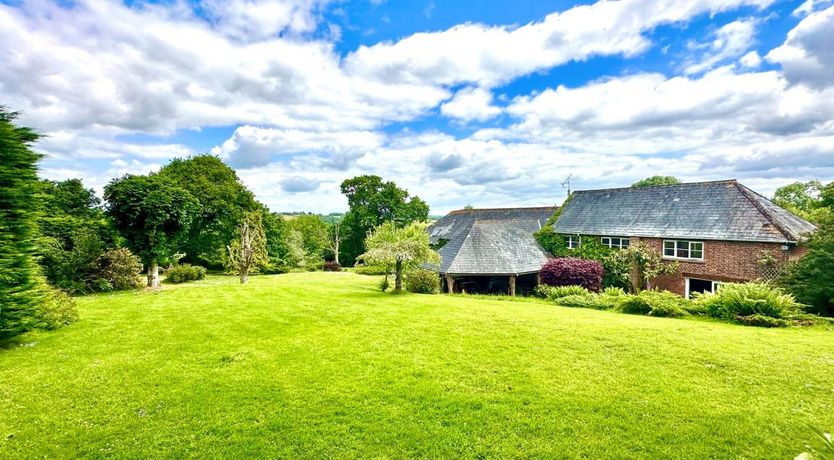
736,314 -> 790,328
96,248 -> 143,290
405,269 -> 440,294
354,265 -> 389,276
602,287 -> 627,297
617,290 -> 688,317
618,296 -> 652,315
379,277 -> 390,292
535,284 -> 589,300
33,276 -> 78,330
694,282 -> 802,321
555,293 -> 613,310
323,261 -> 341,272
165,264 -> 207,284
539,258 -> 604,292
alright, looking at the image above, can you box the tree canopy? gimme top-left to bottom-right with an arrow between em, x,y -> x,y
158,155 -> 261,267
340,175 -> 429,265
631,176 -> 681,188
772,180 -> 833,224
104,174 -> 199,286
359,221 -> 439,292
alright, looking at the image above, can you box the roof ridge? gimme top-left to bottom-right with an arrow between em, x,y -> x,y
734,182 -> 798,241
573,179 -> 738,194
448,206 -> 557,215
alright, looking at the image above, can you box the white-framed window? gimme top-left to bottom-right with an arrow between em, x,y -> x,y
601,236 -> 630,249
686,278 -> 722,299
663,240 -> 704,261
566,235 -> 580,249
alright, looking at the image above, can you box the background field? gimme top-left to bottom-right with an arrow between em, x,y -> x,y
1,272 -> 832,459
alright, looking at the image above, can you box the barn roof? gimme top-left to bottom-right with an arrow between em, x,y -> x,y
428,207 -> 556,275
553,180 -> 816,243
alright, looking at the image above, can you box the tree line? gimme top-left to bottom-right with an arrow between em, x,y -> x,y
0,108 -> 431,339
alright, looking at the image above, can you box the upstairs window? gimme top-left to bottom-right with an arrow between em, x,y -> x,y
601,236 -> 630,249
566,235 -> 580,249
663,240 -> 704,261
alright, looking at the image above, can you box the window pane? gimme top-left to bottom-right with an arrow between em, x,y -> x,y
691,249 -> 703,259
677,248 -> 689,258
677,241 -> 689,250
664,241 -> 675,250
691,242 -> 703,251
622,239 -> 629,248
601,237 -> 610,246
611,238 -> 620,247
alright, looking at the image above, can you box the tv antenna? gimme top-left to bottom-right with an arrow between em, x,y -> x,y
561,174 -> 573,197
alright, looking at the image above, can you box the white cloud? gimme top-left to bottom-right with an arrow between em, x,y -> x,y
200,0 -> 327,41
211,125 -> 384,168
440,87 -> 501,122
767,5 -> 834,89
740,50 -> 762,68
5,0 -> 833,214
345,0 -> 774,88
683,19 -> 758,75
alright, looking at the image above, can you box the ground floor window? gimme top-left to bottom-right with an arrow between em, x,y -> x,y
686,278 -> 722,299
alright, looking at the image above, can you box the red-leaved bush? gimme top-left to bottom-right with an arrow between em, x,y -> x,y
539,257 -> 604,292
323,261 -> 341,272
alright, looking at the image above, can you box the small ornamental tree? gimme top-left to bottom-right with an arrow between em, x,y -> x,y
607,242 -> 679,292
540,258 -> 604,292
358,221 -> 439,292
226,211 -> 268,284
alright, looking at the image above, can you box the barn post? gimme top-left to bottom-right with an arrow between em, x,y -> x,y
445,274 -> 455,294
509,275 -> 517,297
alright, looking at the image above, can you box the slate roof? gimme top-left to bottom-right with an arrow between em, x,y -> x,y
428,207 -> 556,275
553,180 -> 816,243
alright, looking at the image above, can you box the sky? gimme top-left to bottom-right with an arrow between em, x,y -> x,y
2,0 -> 834,214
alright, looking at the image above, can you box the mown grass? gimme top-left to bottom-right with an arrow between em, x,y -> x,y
1,272 -> 833,459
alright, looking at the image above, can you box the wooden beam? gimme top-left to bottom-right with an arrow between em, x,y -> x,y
509,275 -> 517,297
445,274 -> 455,294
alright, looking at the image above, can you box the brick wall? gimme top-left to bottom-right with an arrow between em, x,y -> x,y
631,237 -> 805,296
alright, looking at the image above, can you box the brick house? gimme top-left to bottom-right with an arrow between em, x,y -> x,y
552,180 -> 816,297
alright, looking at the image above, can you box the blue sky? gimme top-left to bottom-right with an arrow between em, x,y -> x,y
1,0 -> 833,213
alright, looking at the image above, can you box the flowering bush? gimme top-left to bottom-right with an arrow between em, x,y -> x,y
539,258 -> 604,292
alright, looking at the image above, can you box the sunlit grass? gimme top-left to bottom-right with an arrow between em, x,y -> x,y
1,272 -> 832,459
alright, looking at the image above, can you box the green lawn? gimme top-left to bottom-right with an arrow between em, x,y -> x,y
1,272 -> 833,459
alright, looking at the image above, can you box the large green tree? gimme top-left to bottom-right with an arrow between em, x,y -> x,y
0,108 -> 44,337
779,215 -> 834,316
631,176 -> 681,188
1,108 -> 77,337
36,178 -> 121,293
772,180 -> 832,224
286,214 -> 330,264
104,174 -> 199,287
158,155 -> 260,267
359,222 -> 439,292
262,210 -> 293,271
340,175 -> 429,265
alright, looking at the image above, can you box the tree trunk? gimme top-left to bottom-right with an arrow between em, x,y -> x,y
147,260 -> 159,288
394,259 -> 403,291
333,241 -> 340,265
240,269 -> 248,284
